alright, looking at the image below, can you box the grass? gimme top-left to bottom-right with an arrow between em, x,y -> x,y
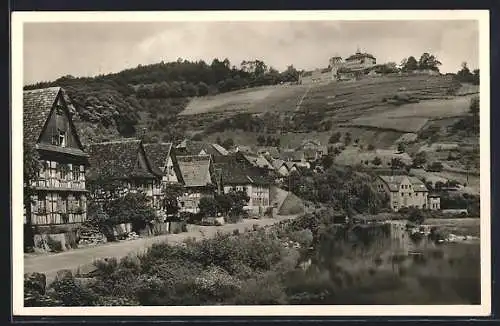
334,147 -> 413,167
179,84 -> 310,116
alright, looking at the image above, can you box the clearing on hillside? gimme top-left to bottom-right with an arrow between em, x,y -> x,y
179,84 -> 310,116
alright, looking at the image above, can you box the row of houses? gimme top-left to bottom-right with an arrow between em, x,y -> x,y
24,87 -> 296,235
23,86 -> 439,239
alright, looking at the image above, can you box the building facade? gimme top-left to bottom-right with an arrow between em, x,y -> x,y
175,155 -> 215,214
24,87 -> 89,232
86,139 -> 163,209
375,175 -> 440,212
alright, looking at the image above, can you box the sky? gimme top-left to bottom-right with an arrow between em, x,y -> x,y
23,20 -> 479,85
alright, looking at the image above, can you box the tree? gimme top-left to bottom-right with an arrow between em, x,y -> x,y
401,56 -> 418,72
372,156 -> 382,166
321,155 -> 334,170
417,53 -> 442,72
104,192 -> 157,232
427,161 -> 443,172
197,82 -> 209,96
198,197 -> 219,217
412,151 -> 427,168
367,144 -> 375,151
397,143 -> 406,153
407,207 -> 425,225
390,158 -> 405,170
257,135 -> 266,146
222,138 -> 234,150
162,183 -> 184,218
344,132 -> 352,146
329,132 -> 341,144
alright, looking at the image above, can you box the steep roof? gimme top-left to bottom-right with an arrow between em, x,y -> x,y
23,87 -> 83,150
271,158 -> 287,171
256,146 -> 280,158
176,140 -> 225,157
379,175 -> 428,192
87,139 -> 161,180
242,153 -> 274,170
213,154 -> 272,186
211,143 -> 229,156
175,155 -> 212,187
143,142 -> 173,172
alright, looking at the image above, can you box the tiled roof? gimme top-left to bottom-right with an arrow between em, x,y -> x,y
271,158 -> 286,171
257,146 -> 280,158
87,139 -> 160,180
176,140 -> 225,156
143,142 -> 172,172
379,175 -> 428,192
24,87 -> 61,145
211,143 -> 229,156
176,155 -> 212,187
242,153 -> 274,170
213,154 -> 272,186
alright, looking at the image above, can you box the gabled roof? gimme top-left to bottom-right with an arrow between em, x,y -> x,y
378,175 -> 428,192
271,158 -> 287,171
211,143 -> 229,156
175,155 -> 212,187
242,153 -> 274,170
256,146 -> 280,158
213,154 -> 272,186
23,87 -> 84,150
143,142 -> 173,172
176,139 -> 226,157
87,139 -> 161,180
280,150 -> 304,161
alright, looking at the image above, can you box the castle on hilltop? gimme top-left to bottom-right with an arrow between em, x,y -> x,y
299,48 -> 378,85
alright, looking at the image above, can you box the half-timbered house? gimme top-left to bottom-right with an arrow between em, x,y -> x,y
23,87 -> 89,232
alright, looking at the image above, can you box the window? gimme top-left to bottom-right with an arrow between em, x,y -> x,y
37,195 -> 46,214
72,165 -> 79,181
51,129 -> 66,147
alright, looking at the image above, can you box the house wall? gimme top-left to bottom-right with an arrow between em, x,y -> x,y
344,56 -> 376,71
179,188 -> 213,214
29,158 -> 88,226
428,197 -> 441,210
277,165 -> 289,176
375,176 -> 429,211
39,95 -> 80,148
161,155 -> 179,183
223,184 -> 271,215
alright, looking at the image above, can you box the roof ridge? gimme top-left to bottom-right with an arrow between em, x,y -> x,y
23,86 -> 61,93
90,138 -> 140,145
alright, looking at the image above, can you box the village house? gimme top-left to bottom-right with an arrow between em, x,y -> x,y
296,140 -> 328,161
343,49 -> 377,71
256,146 -> 280,159
174,155 -> 215,214
280,149 -> 310,168
24,87 -> 90,237
175,139 -> 228,157
374,175 -> 441,212
142,142 -> 180,184
241,152 -> 275,171
271,158 -> 291,177
86,139 -> 164,209
213,154 -> 273,216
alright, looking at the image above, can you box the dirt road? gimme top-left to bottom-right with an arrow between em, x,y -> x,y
24,214 -> 299,283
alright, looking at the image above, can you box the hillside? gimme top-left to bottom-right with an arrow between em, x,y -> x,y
24,58 -> 476,152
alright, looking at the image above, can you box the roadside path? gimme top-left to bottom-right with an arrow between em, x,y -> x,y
24,214 -> 300,283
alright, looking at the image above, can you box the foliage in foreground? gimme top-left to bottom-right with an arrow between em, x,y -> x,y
25,212 -> 480,306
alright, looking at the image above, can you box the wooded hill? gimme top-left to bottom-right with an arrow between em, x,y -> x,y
24,58 -> 301,144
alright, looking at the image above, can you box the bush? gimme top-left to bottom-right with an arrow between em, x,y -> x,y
233,229 -> 240,236
46,236 -> 63,253
49,274 -> 98,306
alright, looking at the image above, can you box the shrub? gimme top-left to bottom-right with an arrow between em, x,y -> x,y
233,229 -> 240,236
48,274 -> 98,306
46,236 -> 63,253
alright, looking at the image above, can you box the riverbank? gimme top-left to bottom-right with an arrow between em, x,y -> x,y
24,214 -> 300,283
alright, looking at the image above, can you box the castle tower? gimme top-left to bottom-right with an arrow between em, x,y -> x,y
329,54 -> 343,81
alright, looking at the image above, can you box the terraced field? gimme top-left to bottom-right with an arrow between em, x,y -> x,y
179,84 -> 309,115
